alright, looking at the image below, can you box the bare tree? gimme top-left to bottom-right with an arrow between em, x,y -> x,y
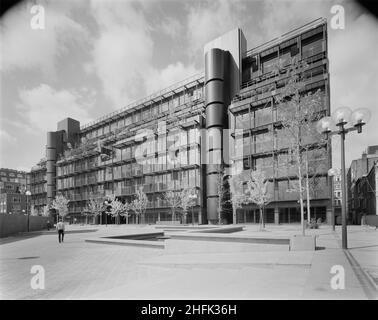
216,169 -> 229,225
178,187 -> 197,224
42,205 -> 50,217
228,174 -> 246,224
245,169 -> 271,230
274,59 -> 324,235
30,205 -> 38,216
51,194 -> 70,223
163,190 -> 181,222
120,201 -> 131,224
108,198 -> 125,225
130,187 -> 148,224
85,193 -> 105,225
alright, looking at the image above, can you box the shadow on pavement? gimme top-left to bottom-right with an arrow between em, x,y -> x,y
0,233 -> 42,245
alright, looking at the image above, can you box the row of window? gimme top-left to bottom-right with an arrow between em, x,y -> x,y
58,129 -> 201,176
57,167 -> 201,192
233,126 -> 323,157
58,147 -> 200,180
236,150 -> 328,176
0,171 -> 27,178
81,88 -> 203,142
233,93 -> 326,131
243,33 -> 325,81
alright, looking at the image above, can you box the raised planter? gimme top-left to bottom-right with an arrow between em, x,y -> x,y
289,235 -> 316,251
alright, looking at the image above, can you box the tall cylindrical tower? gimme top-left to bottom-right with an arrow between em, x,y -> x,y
205,48 -> 228,224
46,132 -> 57,207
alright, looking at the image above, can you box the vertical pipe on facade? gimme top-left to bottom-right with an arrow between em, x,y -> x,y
46,132 -> 57,208
204,48 -> 227,224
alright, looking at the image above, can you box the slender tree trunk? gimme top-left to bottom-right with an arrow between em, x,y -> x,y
305,148 -> 311,224
259,207 -> 265,230
297,148 -> 305,236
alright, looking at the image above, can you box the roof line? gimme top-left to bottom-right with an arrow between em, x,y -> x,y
80,72 -> 204,131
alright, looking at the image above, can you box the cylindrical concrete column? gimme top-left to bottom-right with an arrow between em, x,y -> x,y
274,207 -> 280,225
46,132 -> 57,207
205,48 -> 227,224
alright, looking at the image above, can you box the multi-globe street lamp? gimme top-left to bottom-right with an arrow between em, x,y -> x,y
316,107 -> 371,249
25,190 -> 31,232
327,167 -> 338,232
188,193 -> 197,225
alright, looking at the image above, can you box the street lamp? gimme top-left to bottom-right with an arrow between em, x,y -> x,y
327,168 -> 338,231
317,107 -> 371,249
25,190 -> 31,232
188,192 -> 197,225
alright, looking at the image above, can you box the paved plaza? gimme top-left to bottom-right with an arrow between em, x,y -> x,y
0,224 -> 377,300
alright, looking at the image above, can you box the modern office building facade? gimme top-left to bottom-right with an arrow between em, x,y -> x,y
352,162 -> 378,222
347,145 -> 378,224
0,168 -> 30,192
331,169 -> 342,224
0,168 -> 30,215
30,159 -> 47,215
30,18 -> 331,224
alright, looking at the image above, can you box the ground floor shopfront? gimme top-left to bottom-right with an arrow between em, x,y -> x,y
65,200 -> 332,225
236,200 -> 331,225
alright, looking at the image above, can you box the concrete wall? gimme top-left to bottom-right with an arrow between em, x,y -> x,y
0,214 -> 49,238
365,215 -> 378,227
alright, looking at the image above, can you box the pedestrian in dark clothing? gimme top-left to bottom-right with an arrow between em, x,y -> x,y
57,220 -> 65,243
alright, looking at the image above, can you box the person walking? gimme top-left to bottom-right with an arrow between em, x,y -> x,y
57,219 -> 65,243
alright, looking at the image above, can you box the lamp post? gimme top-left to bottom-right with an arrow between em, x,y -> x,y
25,190 -> 31,232
189,193 -> 197,225
317,107 -> 371,249
327,168 -> 338,231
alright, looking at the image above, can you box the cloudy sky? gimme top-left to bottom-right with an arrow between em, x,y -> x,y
0,0 -> 377,172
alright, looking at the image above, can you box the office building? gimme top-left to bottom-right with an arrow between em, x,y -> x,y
30,18 -> 331,224
347,145 -> 378,223
0,168 -> 30,215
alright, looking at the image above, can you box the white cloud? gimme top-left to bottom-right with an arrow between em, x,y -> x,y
328,13 -> 378,167
89,0 -> 154,108
259,0 -> 331,41
16,84 -> 93,132
145,62 -> 200,94
0,129 -> 16,166
0,129 -> 17,144
89,0 -> 200,110
186,0 -> 247,57
0,1 -> 88,76
158,17 -> 183,39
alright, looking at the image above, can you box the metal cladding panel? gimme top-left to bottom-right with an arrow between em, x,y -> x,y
46,149 -> 56,161
204,28 -> 246,98
46,132 -> 57,149
206,174 -> 219,197
206,197 -> 218,221
57,117 -> 80,146
205,49 -> 225,82
205,80 -> 224,106
205,127 -> 223,150
205,103 -> 226,128
205,151 -> 222,173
